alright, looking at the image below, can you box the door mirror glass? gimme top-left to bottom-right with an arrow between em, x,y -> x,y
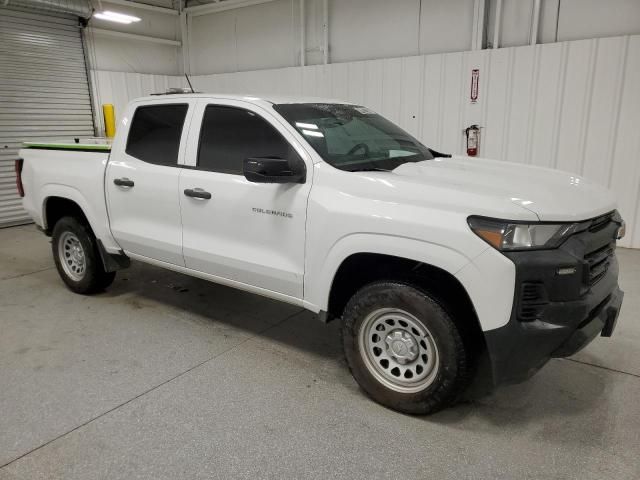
243,157 -> 306,184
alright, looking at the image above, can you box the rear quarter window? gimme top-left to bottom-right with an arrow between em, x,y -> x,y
125,104 -> 188,166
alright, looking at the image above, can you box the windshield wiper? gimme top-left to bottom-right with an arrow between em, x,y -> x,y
428,148 -> 452,158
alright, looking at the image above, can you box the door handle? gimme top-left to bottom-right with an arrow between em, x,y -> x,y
184,188 -> 211,200
114,177 -> 134,187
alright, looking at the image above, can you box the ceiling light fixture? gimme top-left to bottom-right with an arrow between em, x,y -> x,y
93,10 -> 141,24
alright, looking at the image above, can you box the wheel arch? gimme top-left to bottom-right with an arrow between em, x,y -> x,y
41,186 -> 98,234
42,190 -> 129,272
327,253 -> 469,314
311,234 -> 481,327
44,196 -> 91,235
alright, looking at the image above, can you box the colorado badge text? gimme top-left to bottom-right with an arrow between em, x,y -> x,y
252,207 -> 293,219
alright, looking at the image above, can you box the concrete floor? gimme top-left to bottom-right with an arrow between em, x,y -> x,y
0,225 -> 638,480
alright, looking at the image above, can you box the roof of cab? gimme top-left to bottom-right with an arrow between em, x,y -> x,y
131,93 -> 353,107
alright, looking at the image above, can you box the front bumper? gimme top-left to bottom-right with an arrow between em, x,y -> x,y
480,212 -> 624,387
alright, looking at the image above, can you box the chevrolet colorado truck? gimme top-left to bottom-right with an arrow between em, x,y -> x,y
17,94 -> 625,414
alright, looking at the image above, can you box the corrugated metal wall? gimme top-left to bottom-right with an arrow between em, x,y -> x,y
0,7 -> 94,227
91,34 -> 640,248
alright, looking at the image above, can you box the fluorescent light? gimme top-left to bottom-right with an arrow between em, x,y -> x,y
94,11 -> 141,24
302,129 -> 324,137
296,122 -> 318,129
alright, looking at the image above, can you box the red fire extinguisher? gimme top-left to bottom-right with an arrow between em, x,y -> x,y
465,124 -> 480,157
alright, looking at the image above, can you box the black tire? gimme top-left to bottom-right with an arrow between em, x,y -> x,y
51,216 -> 116,294
342,281 -> 470,415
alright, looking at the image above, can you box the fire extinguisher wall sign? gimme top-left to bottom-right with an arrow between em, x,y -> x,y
470,69 -> 479,104
465,125 -> 480,157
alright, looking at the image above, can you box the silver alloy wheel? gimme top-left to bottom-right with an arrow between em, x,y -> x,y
358,308 -> 439,393
58,231 -> 86,281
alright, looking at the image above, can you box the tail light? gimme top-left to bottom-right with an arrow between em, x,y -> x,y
15,158 -> 24,197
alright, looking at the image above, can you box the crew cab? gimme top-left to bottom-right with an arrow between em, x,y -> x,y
17,93 -> 625,414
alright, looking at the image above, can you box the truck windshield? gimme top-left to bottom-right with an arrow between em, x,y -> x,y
273,103 -> 434,172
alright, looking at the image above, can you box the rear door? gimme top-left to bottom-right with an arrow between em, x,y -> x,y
179,99 -> 312,299
106,100 -> 194,265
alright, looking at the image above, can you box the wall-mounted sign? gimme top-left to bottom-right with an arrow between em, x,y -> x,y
470,69 -> 479,104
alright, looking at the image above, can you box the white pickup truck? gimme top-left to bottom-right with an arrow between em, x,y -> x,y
18,93 -> 625,414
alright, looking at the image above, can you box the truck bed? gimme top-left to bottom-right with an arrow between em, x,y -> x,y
19,139 -> 121,254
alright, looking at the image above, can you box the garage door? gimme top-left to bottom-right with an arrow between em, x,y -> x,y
0,7 -> 95,227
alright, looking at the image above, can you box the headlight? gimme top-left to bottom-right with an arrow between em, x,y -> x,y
468,216 -> 581,251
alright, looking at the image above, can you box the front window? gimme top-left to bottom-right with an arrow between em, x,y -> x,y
197,105 -> 299,175
273,103 -> 434,172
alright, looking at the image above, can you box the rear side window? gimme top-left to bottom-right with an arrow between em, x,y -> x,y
126,104 -> 188,166
197,105 -> 298,175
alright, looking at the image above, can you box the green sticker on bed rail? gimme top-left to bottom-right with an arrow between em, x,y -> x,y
23,142 -> 111,152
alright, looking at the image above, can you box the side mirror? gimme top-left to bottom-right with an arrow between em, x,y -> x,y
243,157 -> 306,184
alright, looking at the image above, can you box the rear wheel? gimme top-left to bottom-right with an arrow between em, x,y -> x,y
51,216 -> 115,294
342,281 -> 470,414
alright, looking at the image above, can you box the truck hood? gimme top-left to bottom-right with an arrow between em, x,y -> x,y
391,155 -> 617,222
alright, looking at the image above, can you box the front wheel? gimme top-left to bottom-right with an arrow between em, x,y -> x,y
342,282 -> 470,415
51,216 -> 116,294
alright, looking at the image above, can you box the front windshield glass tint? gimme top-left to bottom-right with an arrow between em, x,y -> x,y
273,103 -> 433,172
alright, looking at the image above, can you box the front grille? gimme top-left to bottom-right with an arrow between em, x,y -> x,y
585,244 -> 615,286
588,212 -> 614,233
580,211 -> 617,287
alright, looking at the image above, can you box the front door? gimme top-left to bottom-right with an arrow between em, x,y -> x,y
179,100 -> 312,299
106,101 -> 192,265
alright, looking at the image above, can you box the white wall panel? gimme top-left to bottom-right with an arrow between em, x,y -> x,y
362,60 -> 384,114
581,37 -> 627,183
555,40 -> 592,175
87,35 -> 180,75
399,56 -> 424,138
189,10 -> 237,74
90,34 -> 640,247
328,0 -> 420,63
93,1 -> 178,40
189,0 -> 297,75
420,54 -> 445,150
329,62 -> 349,103
488,0 -> 640,48
83,0 -> 640,76
303,0 -> 325,66
419,0 -> 475,54
497,0 -> 535,48
188,0 -> 477,71
611,37 -> 640,247
85,0 -> 181,75
381,57 -> 403,124
503,44 -> 535,164
558,0 -> 640,42
345,61 -> 366,105
235,0 -> 297,72
440,52 -> 465,153
528,42 -> 564,168
89,70 -> 185,133
481,47 -> 510,160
